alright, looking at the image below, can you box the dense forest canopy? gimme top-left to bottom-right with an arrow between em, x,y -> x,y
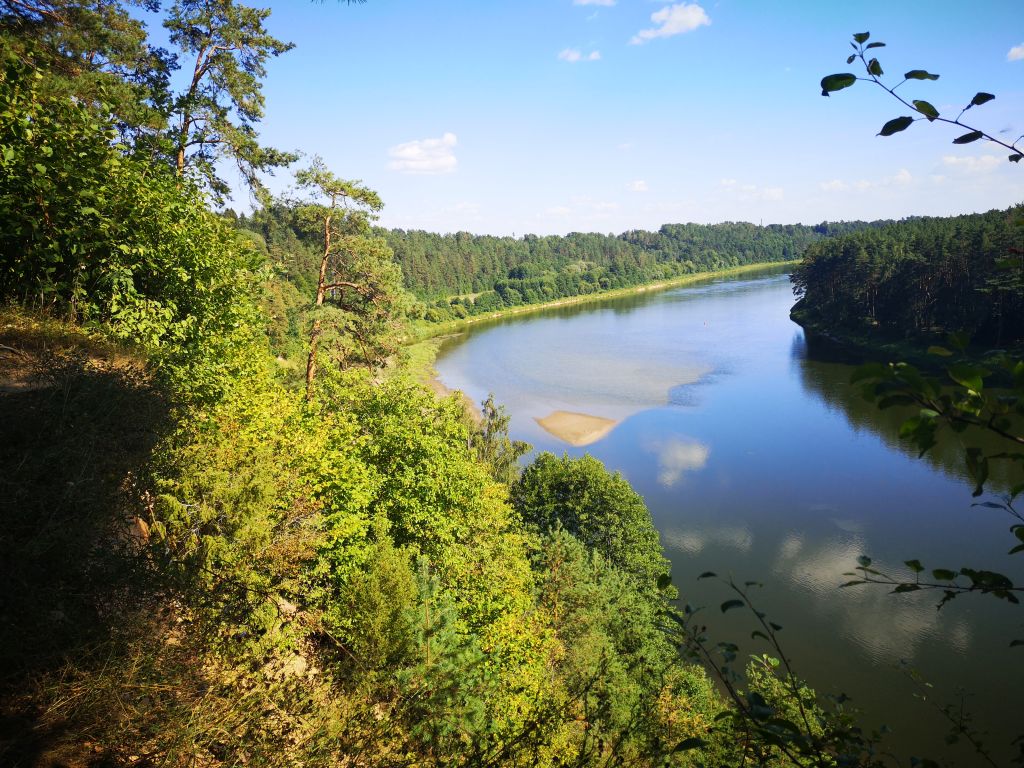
792,207 -> 1024,348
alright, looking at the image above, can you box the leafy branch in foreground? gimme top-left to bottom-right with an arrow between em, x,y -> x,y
821,31 -> 1023,163
842,553 -> 1024,613
851,345 -> 1024,498
668,574 -> 891,767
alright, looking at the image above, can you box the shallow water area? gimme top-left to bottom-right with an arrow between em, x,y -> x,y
434,268 -> 1024,764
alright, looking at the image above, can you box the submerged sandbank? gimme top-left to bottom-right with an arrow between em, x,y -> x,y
535,410 -> 618,447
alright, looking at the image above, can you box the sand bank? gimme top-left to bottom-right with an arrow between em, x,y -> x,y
536,410 -> 618,447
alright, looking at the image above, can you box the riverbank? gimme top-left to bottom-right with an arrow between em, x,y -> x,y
407,261 -> 799,344
791,300 -> 1024,373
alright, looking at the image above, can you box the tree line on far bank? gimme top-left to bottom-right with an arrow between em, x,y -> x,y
792,206 -> 1024,349
237,208 -> 898,324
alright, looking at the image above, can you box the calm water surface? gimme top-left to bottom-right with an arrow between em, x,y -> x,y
434,269 -> 1023,763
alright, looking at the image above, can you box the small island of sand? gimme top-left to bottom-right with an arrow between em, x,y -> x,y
535,410 -> 618,447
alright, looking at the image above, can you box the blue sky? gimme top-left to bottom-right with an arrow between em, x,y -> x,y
214,1 -> 1024,234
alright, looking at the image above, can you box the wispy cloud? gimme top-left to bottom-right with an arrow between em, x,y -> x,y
573,0 -> 615,6
818,168 -> 914,192
630,3 -> 710,45
626,180 -> 648,192
942,154 -> 1002,173
388,132 -> 458,175
1008,43 -> 1024,61
719,178 -> 783,201
558,48 -> 601,63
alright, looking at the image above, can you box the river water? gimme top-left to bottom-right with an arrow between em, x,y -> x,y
434,268 -> 1023,764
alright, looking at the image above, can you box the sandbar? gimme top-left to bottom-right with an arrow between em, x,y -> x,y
535,410 -> 618,447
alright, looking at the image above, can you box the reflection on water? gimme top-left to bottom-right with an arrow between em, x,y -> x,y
646,436 -> 710,487
661,524 -> 752,555
434,268 -> 1023,762
794,335 -> 1018,491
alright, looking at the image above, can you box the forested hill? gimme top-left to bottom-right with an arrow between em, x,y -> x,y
382,223 -> 823,300
384,223 -> 833,304
238,207 -> 888,323
791,206 -> 1024,348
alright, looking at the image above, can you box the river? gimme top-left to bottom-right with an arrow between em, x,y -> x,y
433,267 -> 1023,764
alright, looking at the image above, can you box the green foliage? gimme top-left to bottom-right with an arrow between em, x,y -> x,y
791,207 -> 1024,348
380,221 -> 831,313
165,0 -> 296,198
532,529 -> 727,765
822,31 -> 1023,163
0,56 -> 265,401
672,577 -> 891,768
513,452 -> 673,601
0,1 -> 174,139
469,393 -> 531,484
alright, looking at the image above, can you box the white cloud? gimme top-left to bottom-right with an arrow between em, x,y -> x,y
574,0 -> 615,5
558,48 -> 601,62
626,179 -> 648,192
819,168 -> 914,192
630,3 -> 710,45
892,168 -> 913,185
819,179 -> 849,192
719,178 -> 783,201
942,154 -> 1002,173
1008,43 -> 1024,61
388,132 -> 458,175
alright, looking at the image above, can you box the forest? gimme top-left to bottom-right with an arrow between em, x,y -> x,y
1,2 -> 1022,768
791,207 -> 1024,349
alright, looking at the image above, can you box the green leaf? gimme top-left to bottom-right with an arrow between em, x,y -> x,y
879,116 -> 914,136
672,737 -> 707,752
866,42 -> 886,49
657,573 -> 672,589
892,583 -> 921,593
932,569 -> 957,581
847,54 -> 856,65
868,58 -> 883,76
751,630 -> 769,641
769,622 -> 783,631
698,571 -> 717,579
821,73 -> 857,96
904,70 -> 939,81
947,363 -> 986,391
857,555 -> 872,567
1011,639 -> 1024,648
1010,154 -> 1022,163
853,32 -> 870,44
927,345 -> 952,357
970,92 -> 995,106
912,100 -> 939,120
905,559 -> 924,573
720,599 -> 744,613
952,131 -> 984,144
